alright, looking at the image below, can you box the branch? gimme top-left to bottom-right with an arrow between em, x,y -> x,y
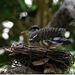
47,0 -> 75,28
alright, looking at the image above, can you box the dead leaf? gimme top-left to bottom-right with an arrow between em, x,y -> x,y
32,58 -> 49,66
44,63 -> 62,74
44,68 -> 56,74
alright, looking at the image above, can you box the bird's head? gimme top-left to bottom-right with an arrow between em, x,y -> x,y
21,25 -> 40,34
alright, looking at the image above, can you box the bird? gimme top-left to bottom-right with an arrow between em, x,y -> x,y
21,25 -> 71,49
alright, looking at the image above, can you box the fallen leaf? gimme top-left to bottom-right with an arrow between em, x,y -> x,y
32,58 -> 49,66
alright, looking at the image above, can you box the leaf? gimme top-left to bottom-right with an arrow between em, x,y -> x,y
32,58 -> 49,66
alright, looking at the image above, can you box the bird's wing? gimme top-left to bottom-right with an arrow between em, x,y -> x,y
43,39 -> 63,46
53,37 -> 72,44
44,37 -> 72,45
28,30 -> 40,42
28,28 -> 66,42
42,37 -> 71,47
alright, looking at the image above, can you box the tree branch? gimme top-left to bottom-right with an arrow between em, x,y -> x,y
47,0 -> 75,28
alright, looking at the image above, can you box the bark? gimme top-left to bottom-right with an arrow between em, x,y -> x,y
47,0 -> 75,28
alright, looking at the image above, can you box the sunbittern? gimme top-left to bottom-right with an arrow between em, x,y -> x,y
21,25 -> 71,49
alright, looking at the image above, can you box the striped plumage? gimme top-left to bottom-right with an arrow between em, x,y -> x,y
28,27 -> 65,42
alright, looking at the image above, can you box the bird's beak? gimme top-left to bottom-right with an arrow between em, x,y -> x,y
21,30 -> 29,34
